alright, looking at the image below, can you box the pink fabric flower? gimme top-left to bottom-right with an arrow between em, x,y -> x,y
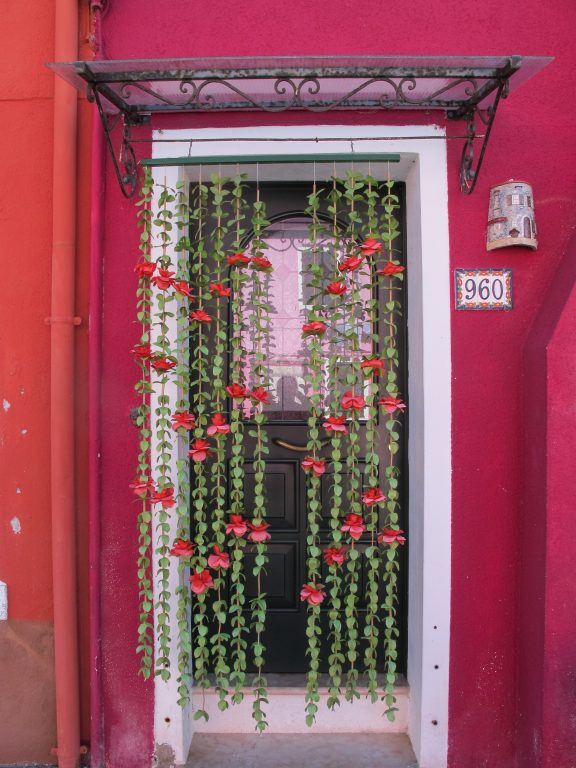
129,477 -> 155,498
323,415 -> 348,434
171,411 -> 196,431
378,396 -> 406,414
226,514 -> 248,537
301,457 -> 326,476
341,513 -> 366,540
226,383 -> 248,400
190,309 -> 212,324
251,256 -> 273,271
173,280 -> 193,298
134,260 -> 156,279
377,528 -> 406,546
151,356 -> 177,373
362,487 -> 387,506
300,583 -> 326,605
377,262 -> 405,277
359,238 -> 383,256
170,539 -> 195,558
325,281 -> 347,296
207,545 -> 231,570
207,413 -> 231,436
190,569 -> 214,595
150,487 -> 175,509
302,321 -> 327,336
338,255 -> 363,272
227,252 -> 251,266
188,439 -> 212,462
323,546 -> 347,566
209,282 -> 231,298
248,521 -> 271,543
250,387 -> 270,405
360,358 -> 385,376
151,268 -> 175,290
341,390 -> 366,411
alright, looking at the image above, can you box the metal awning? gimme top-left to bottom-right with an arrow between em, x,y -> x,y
48,55 -> 552,197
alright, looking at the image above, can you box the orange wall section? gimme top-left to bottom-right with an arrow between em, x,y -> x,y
0,0 -> 92,761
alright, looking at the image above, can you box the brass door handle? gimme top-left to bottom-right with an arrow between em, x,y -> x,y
272,438 -> 330,453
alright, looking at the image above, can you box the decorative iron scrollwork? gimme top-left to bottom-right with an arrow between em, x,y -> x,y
90,86 -> 141,198
81,58 -> 523,196
454,78 -> 509,194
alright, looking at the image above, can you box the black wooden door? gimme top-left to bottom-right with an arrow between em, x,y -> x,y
198,181 -> 407,674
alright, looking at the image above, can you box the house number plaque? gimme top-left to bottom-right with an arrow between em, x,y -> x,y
454,268 -> 513,310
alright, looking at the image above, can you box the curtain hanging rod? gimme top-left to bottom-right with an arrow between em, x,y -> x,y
142,152 -> 401,167
135,134 -> 483,144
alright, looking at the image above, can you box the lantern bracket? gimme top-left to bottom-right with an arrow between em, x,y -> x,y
48,55 -> 552,197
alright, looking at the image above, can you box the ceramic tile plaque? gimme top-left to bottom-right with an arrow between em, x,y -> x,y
454,268 -> 513,310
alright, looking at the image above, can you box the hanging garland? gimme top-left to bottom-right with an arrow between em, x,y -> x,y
132,164 -> 406,728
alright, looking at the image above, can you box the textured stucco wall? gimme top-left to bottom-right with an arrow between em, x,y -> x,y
96,2 -> 576,767
0,0 -> 92,762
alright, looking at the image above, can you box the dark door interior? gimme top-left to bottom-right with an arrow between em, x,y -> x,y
196,180 -> 407,675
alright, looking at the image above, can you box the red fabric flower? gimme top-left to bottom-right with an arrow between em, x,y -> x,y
190,569 -> 214,595
171,410 -> 196,431
378,396 -> 406,413
325,281 -> 347,296
131,344 -> 152,360
377,262 -> 405,277
377,528 -> 406,545
134,260 -> 156,279
188,439 -> 212,462
207,545 -> 231,570
151,356 -> 176,373
341,390 -> 366,411
323,415 -> 348,434
323,546 -> 347,566
190,309 -> 212,324
301,457 -> 326,476
151,268 -> 175,291
338,255 -> 363,273
362,487 -> 387,506
226,383 -> 248,400
226,514 -> 248,537
247,521 -> 271,543
302,321 -> 327,336
129,477 -> 155,498
251,256 -> 273,271
341,513 -> 366,540
359,238 -> 383,256
170,539 -> 195,558
209,282 -> 231,298
150,487 -> 175,509
173,280 -> 193,298
250,387 -> 270,405
227,252 -> 251,266
360,358 -> 386,375
300,583 -> 326,605
207,413 -> 231,436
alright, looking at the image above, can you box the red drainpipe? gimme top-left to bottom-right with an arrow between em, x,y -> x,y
50,0 -> 81,765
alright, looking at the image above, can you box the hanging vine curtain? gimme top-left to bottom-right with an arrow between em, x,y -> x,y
132,163 -> 406,729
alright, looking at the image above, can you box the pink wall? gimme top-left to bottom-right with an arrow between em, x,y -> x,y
96,2 -> 576,766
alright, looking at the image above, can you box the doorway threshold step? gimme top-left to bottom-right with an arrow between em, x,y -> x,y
191,682 -> 409,734
186,733 -> 418,768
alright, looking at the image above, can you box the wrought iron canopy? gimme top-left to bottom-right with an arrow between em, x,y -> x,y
48,55 -> 552,197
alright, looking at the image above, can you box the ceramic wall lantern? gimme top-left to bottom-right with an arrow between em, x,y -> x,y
487,180 -> 537,251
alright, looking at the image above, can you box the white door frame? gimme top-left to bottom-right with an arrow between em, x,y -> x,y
149,124 -> 452,768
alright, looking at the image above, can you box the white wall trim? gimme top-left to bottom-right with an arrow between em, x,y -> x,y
150,124 -> 452,768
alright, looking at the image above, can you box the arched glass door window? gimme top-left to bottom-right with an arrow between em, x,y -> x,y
235,214 -> 373,421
